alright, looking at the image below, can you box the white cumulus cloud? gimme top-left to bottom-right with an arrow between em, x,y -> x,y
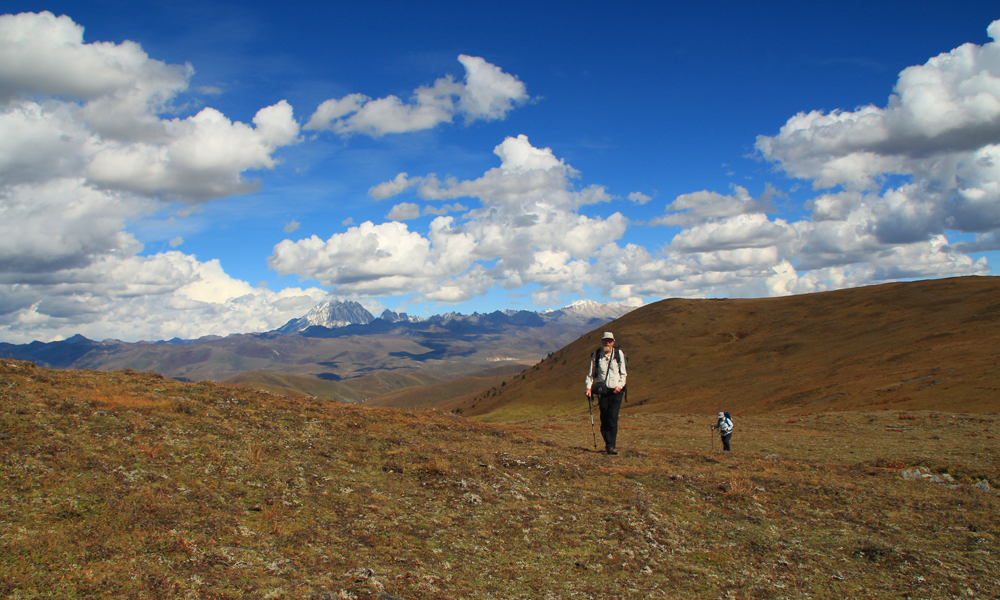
632,20 -> 1000,298
628,191 -> 652,204
0,12 -> 311,342
271,135 -> 625,302
304,55 -> 528,136
4,11 -> 1000,343
387,202 -> 421,221
754,19 -> 1000,254
0,251 -> 331,343
653,185 -> 770,227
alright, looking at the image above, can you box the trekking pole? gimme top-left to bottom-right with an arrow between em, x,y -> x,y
587,396 -> 597,451
710,426 -> 715,453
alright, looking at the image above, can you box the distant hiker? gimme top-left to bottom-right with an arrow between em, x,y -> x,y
585,331 -> 627,455
711,411 -> 733,451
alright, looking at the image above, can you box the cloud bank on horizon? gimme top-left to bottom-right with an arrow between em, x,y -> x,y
0,10 -> 998,343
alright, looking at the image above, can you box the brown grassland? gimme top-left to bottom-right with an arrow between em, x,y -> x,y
2,276 -> 1000,599
443,276 -> 1000,420
1,359 -> 998,599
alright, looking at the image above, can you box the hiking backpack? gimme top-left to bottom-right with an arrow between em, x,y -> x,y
590,346 -> 628,402
722,412 -> 733,434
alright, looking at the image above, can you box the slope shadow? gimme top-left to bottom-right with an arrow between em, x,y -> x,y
388,342 -> 477,361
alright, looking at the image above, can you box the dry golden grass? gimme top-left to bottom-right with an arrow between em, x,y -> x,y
446,276 -> 1000,420
1,359 -> 998,599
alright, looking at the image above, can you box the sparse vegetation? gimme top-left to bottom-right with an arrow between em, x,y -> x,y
1,359 -> 998,598
445,276 -> 1000,419
365,369 -> 518,410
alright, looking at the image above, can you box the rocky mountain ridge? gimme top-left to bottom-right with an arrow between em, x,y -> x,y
274,298 -> 636,335
0,299 -> 638,383
275,300 -> 379,333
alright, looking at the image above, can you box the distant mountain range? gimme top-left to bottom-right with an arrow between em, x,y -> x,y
273,299 -> 631,335
0,300 -> 638,385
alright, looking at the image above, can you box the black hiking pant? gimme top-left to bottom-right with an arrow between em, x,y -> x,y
721,432 -> 732,452
598,390 -> 623,450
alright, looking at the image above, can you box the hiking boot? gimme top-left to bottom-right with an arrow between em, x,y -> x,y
608,447 -> 618,455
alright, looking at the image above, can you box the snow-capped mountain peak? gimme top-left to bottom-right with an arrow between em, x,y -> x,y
276,300 -> 375,334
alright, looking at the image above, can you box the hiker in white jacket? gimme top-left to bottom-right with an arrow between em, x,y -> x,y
585,332 -> 627,455
711,412 -> 733,451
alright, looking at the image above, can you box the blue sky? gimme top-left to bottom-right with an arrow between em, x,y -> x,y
2,1 -> 1000,342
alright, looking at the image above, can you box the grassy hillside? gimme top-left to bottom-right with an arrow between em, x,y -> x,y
1,359 -> 998,599
447,276 -> 1000,420
222,369 -> 446,403
223,363 -> 530,405
221,371 -> 356,399
365,363 -> 528,410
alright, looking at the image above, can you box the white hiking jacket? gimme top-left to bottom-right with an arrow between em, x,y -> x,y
585,348 -> 627,392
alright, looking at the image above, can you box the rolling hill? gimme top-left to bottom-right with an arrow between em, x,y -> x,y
366,276 -> 1000,419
